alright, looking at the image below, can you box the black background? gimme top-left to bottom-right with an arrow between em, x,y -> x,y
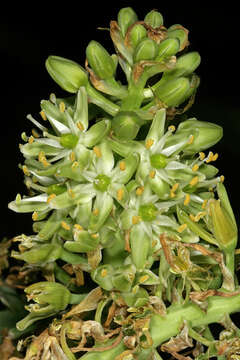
1,1 -> 239,239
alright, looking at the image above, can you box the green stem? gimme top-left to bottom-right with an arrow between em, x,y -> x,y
95,298 -> 111,323
225,250 -> 235,279
60,249 -> 89,266
188,327 -> 213,347
86,82 -> 119,116
80,293 -> 240,360
60,322 -> 77,360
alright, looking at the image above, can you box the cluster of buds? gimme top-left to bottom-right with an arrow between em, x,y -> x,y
6,6 -> 239,360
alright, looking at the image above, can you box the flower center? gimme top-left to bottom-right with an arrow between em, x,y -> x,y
150,153 -> 167,169
139,203 -> 158,222
94,174 -> 111,192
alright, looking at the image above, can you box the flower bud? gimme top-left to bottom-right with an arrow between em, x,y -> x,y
122,286 -> 149,307
167,27 -> 188,51
155,38 -> 180,62
144,10 -> 163,28
16,282 -> 71,330
163,51 -> 201,79
133,38 -> 159,62
208,199 -> 237,252
86,40 -> 116,80
155,77 -> 190,107
117,7 -> 138,37
11,244 -> 62,265
129,24 -> 147,49
45,56 -> 88,93
64,230 -> 100,253
112,264 -> 136,292
112,111 -> 141,140
91,264 -> 114,291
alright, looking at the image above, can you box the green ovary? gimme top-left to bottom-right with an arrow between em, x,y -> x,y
150,153 -> 167,169
94,174 -> 111,192
139,203 -> 158,222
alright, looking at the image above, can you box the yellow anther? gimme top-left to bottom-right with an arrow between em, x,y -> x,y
202,199 -> 208,209
70,151 -> 76,162
93,208 -> 99,216
28,135 -> 34,144
117,188 -> 124,201
170,190 -> 176,198
184,194 -> 191,206
172,183 -> 179,192
40,110 -> 47,121
149,170 -> 156,179
119,161 -> 126,171
188,135 -> 194,144
212,153 -> 219,161
139,275 -> 149,283
68,189 -> 75,198
136,186 -> 144,196
220,175 -> 225,183
59,101 -> 65,113
93,146 -> 102,158
189,176 -> 199,187
177,224 -> 187,233
74,224 -> 83,231
61,221 -> 70,231
132,285 -> 139,294
152,239 -> 157,247
168,125 -> 176,132
22,165 -> 30,176
192,164 -> 199,172
209,187 -> 214,192
71,161 -> 79,170
189,214 -> 196,222
76,121 -> 84,131
47,193 -> 56,203
91,233 -> 99,239
145,138 -> 154,149
206,151 -> 214,163
32,129 -> 40,138
38,151 -> 50,167
101,269 -> 108,277
32,211 -> 38,221
199,152 -> 205,160
25,179 -> 31,189
195,211 -> 206,222
32,176 -> 38,183
132,215 -> 141,225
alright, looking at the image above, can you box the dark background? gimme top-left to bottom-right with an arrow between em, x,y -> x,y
1,1 -> 239,239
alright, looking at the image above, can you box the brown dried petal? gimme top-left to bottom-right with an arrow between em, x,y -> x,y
161,321 -> 193,353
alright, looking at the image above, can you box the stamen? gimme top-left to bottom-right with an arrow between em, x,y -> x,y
38,151 -> 50,167
212,153 -> 219,161
192,164 -> 199,172
22,165 -> 30,176
170,190 -> 176,198
202,199 -> 208,209
101,269 -> 108,277
194,211 -> 206,222
136,186 -> 144,196
172,183 -> 179,192
184,194 -> 191,206
188,135 -> 194,144
68,189 -> 75,198
70,151 -> 76,162
32,211 -> 38,221
40,110 -> 47,121
177,224 -> 187,233
28,135 -> 34,144
76,121 -> 84,131
206,151 -> 214,163
61,221 -> 70,231
91,233 -> 99,239
139,275 -> 149,283
93,208 -> 99,216
74,224 -> 83,230
117,188 -> 124,201
220,175 -> 225,183
152,239 -> 157,247
145,138 -> 154,149
132,215 -> 141,224
71,161 -> 79,170
59,102 -> 66,113
199,152 -> 205,160
119,161 -> 126,171
189,214 -> 196,222
189,176 -> 199,187
47,193 -> 56,203
93,146 -> 102,158
149,170 -> 156,179
32,129 -> 40,138
168,125 -> 176,132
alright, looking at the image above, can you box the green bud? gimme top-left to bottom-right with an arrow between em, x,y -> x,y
16,282 -> 71,330
155,77 -> 190,107
46,183 -> 67,195
176,119 -> 223,153
139,203 -> 158,222
86,40 -> 116,80
64,230 -> 100,253
163,51 -> 201,79
11,244 -> 62,264
91,264 -> 114,291
149,174 -> 171,200
45,56 -> 88,93
94,174 -> 111,192
150,153 -> 168,169
167,28 -> 188,51
112,111 -> 141,140
129,24 -> 147,48
59,133 -> 78,149
144,10 -> 163,28
118,7 -> 138,37
209,199 -> 237,252
122,286 -> 149,307
199,163 -> 219,179
155,38 -> 180,62
130,224 -> 150,269
133,38 -> 159,62
112,264 -> 136,292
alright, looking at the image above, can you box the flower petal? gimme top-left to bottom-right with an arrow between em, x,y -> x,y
111,152 -> 139,184
89,192 -> 113,232
94,141 -> 114,175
